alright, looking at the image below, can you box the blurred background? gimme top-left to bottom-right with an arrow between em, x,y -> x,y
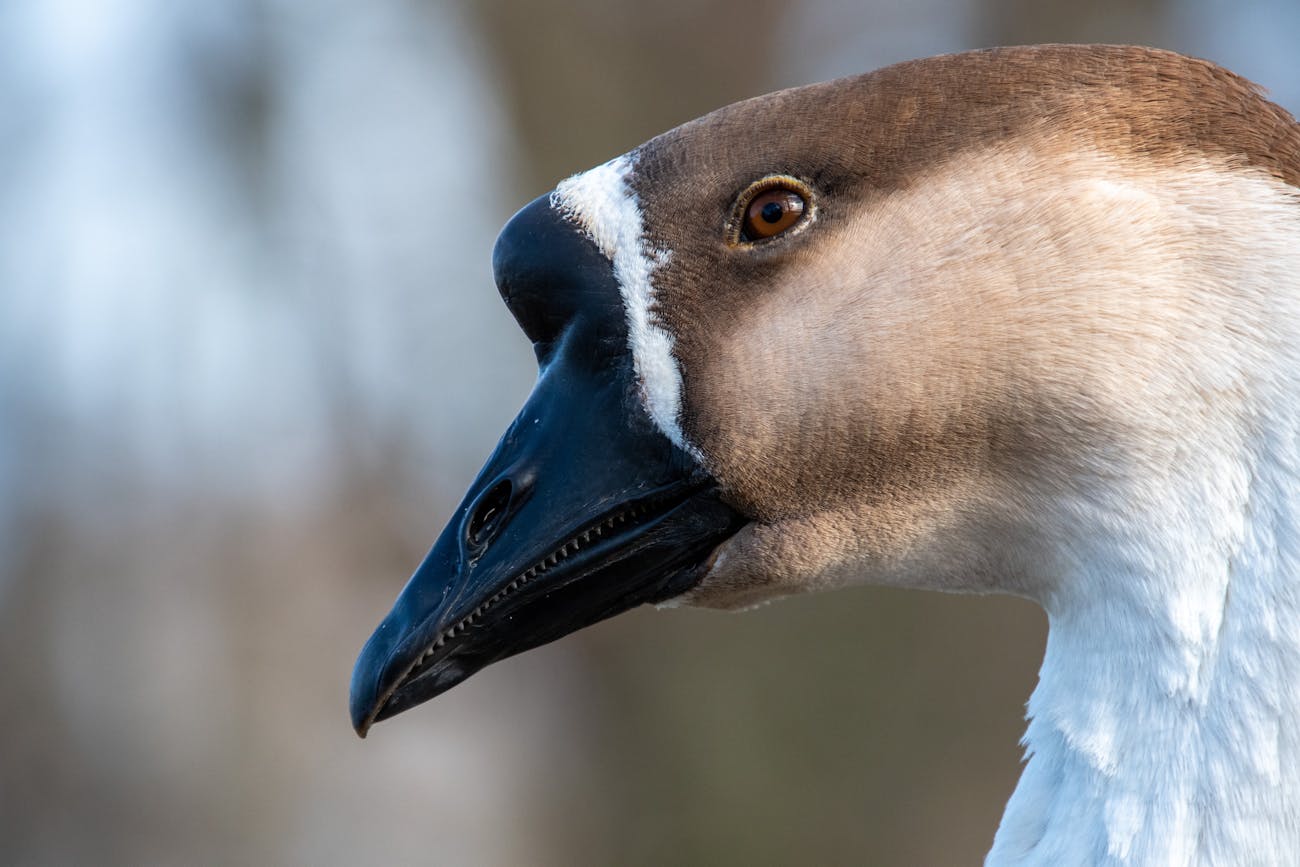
2,0 -> 1297,863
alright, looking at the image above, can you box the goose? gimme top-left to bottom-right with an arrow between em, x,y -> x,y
350,44 -> 1300,864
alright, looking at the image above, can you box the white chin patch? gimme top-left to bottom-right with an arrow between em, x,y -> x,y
551,155 -> 702,464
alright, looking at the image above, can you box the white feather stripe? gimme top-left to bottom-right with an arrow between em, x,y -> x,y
551,156 -> 702,464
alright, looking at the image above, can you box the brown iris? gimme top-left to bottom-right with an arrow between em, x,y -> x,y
736,180 -> 810,243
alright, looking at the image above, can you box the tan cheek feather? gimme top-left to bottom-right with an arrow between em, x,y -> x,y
683,141 -> 1300,609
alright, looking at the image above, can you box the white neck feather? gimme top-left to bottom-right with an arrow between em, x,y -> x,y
990,167 -> 1300,866
991,454 -> 1300,864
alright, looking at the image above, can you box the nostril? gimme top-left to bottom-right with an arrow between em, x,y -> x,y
467,479 -> 513,549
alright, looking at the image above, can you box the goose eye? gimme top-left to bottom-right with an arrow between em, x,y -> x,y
740,186 -> 808,242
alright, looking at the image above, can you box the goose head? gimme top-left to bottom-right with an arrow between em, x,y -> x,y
351,44 -> 1300,817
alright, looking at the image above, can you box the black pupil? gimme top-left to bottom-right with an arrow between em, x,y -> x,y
760,201 -> 785,224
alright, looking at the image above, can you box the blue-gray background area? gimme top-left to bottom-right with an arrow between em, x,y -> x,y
2,1 -> 1295,863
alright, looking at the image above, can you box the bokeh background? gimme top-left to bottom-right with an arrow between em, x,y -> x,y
3,1 -> 1298,863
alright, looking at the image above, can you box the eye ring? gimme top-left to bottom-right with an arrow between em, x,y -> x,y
726,175 -> 816,246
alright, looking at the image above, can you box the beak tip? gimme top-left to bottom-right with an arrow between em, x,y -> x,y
350,693 -> 380,739
349,646 -> 384,740
349,696 -> 372,739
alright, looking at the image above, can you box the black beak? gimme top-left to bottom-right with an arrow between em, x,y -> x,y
350,195 -> 747,736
